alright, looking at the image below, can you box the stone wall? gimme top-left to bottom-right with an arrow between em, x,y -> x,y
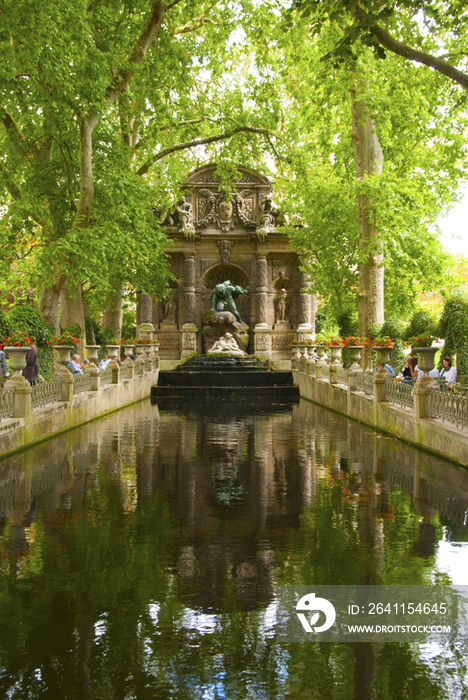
294,371 -> 468,468
0,366 -> 159,459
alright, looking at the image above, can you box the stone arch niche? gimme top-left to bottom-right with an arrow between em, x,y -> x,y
202,264 -> 252,352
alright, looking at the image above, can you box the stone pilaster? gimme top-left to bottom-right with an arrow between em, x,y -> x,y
183,255 -> 196,326
255,255 -> 269,328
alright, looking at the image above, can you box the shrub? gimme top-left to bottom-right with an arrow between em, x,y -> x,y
62,322 -> 83,340
438,290 -> 468,375
0,310 -> 11,340
381,317 -> 406,371
403,309 -> 438,340
7,306 -> 55,379
7,306 -> 54,346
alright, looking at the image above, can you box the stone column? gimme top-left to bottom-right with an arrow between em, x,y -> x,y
151,295 -> 160,330
254,254 -> 271,359
137,292 -> 154,340
297,273 -> 313,337
181,254 -> 197,358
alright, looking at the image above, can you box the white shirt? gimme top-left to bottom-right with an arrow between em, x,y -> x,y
414,365 -> 424,381
441,366 -> 457,384
99,358 -> 110,370
428,367 -> 439,378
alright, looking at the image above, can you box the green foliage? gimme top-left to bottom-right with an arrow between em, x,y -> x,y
315,310 -> 328,334
84,316 -> 95,345
381,316 -> 405,370
102,326 -> 118,345
62,322 -> 83,340
438,290 -> 468,375
121,310 -> 136,342
38,347 -> 53,381
7,305 -> 53,347
0,309 -> 11,340
404,310 -> 438,340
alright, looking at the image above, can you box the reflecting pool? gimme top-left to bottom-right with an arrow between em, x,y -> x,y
1,398 -> 468,699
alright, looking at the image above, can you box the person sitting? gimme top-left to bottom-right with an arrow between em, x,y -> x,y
68,354 -> 83,375
375,362 -> 395,377
99,354 -> 110,370
440,356 -> 457,384
399,355 -> 412,380
0,346 -> 9,387
407,355 -> 423,383
428,366 -> 439,378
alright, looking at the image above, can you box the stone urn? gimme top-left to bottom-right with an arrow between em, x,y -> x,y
135,345 -> 146,358
85,345 -> 100,366
4,346 -> 29,379
122,344 -> 134,360
413,346 -> 438,385
329,345 -> 342,367
106,345 -> 120,361
347,346 -> 363,372
315,346 -> 327,363
54,345 -> 74,370
373,346 -> 392,377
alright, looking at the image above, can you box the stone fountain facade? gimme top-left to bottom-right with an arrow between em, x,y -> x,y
136,164 -> 316,367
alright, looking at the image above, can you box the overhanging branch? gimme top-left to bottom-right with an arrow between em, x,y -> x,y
136,126 -> 275,176
370,23 -> 468,90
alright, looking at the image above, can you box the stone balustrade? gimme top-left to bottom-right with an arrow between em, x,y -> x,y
293,356 -> 468,467
0,359 -> 159,458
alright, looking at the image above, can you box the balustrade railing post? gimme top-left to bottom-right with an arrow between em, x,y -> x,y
373,368 -> 387,403
109,360 -> 120,384
13,381 -> 32,421
414,381 -> 431,419
87,365 -> 101,392
58,368 -> 74,402
125,358 -> 134,380
348,368 -> 362,393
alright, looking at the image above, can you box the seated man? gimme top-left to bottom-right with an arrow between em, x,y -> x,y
68,354 -> 83,375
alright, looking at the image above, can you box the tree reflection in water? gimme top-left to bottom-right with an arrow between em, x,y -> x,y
0,399 -> 467,698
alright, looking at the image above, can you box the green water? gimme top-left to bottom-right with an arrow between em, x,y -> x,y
0,398 -> 468,699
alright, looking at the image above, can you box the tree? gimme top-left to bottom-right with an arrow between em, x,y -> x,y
237,5 -> 466,343
0,0 -> 278,336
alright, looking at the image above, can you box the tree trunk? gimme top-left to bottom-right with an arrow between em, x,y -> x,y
351,87 -> 384,368
82,295 -> 95,344
101,283 -> 123,339
38,273 -> 66,332
60,281 -> 86,355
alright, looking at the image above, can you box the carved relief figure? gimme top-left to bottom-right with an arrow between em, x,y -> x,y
210,280 -> 248,324
162,289 -> 177,323
217,240 -> 234,266
177,196 -> 195,238
275,288 -> 289,322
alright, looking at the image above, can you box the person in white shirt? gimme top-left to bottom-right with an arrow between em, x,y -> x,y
440,357 -> 457,384
428,367 -> 439,378
99,354 -> 110,370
